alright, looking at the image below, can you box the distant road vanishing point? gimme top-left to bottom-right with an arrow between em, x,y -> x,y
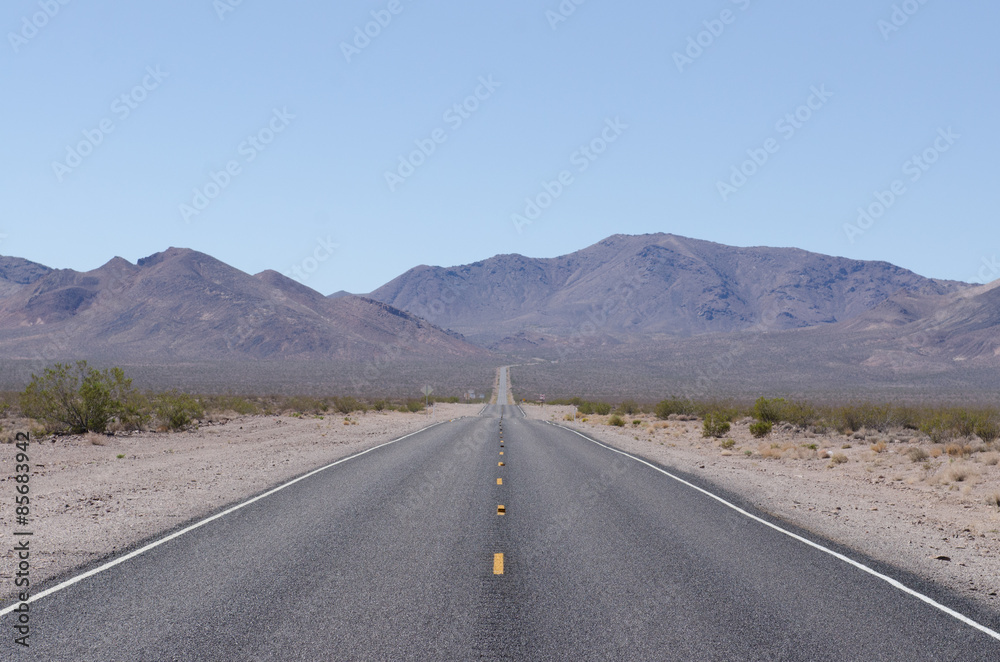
2,369 -> 999,660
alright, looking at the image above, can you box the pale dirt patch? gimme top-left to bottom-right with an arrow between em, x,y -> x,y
526,404 -> 1000,613
0,403 -> 478,602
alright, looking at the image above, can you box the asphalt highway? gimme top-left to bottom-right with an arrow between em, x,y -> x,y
3,371 -> 999,659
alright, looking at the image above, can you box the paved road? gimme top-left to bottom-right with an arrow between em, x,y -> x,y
3,396 -> 1000,659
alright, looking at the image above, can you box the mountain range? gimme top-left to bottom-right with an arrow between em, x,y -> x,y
0,234 -> 996,397
0,248 -> 485,390
369,233 -> 969,346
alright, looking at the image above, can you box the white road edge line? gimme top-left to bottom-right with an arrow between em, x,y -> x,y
0,419 -> 448,616
547,420 -> 1000,643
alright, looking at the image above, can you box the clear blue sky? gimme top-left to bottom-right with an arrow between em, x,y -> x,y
3,0 -> 998,293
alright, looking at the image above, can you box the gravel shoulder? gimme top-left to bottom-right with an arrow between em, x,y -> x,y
523,404 -> 1000,615
0,404 -> 479,603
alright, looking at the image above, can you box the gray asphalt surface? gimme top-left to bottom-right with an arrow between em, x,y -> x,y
3,372 -> 999,659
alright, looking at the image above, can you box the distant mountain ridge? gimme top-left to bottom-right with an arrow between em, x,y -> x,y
0,248 -> 485,364
369,233 -> 969,345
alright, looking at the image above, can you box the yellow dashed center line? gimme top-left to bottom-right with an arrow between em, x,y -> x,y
497,505 -> 506,515
498,461 -> 504,466
497,478 -> 502,485
494,553 -> 504,574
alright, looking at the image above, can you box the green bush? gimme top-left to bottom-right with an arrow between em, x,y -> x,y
749,420 -> 773,438
593,402 -> 612,416
834,402 -> 896,433
405,399 -> 425,413
118,391 -> 152,431
654,398 -> 693,419
154,390 -> 204,431
751,397 -> 784,424
209,395 -> 258,415
617,400 -> 640,416
919,414 -> 950,443
21,361 -> 138,434
608,414 -> 626,427
373,400 -> 387,412
948,410 -> 978,438
702,412 -> 731,438
334,396 -> 362,414
577,401 -> 595,415
975,417 -> 999,443
777,400 -> 817,428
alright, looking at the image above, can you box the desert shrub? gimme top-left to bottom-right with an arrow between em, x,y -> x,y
749,420 -> 773,438
21,361 -> 138,434
701,411 -> 731,438
775,401 -> 814,427
608,414 -> 625,427
945,442 -> 971,458
974,416 -> 999,443
334,396 -> 362,414
751,397 -> 784,425
942,465 -> 972,483
870,440 -> 888,453
118,391 -> 152,431
154,390 -> 204,431
654,398 -> 692,419
920,415 -> 951,443
577,401 -> 595,415
0,392 -> 16,418
720,439 -> 736,450
947,410 -> 978,438
830,453 -> 848,465
891,406 -> 922,431
908,447 -> 929,462
373,400 -> 387,412
209,395 -> 258,415
834,402 -> 896,433
405,399 -> 425,413
616,400 -> 640,416
593,402 -> 613,416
